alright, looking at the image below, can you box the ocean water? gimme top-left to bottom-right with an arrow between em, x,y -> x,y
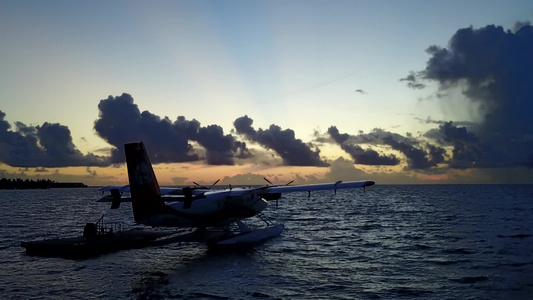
1,185 -> 532,299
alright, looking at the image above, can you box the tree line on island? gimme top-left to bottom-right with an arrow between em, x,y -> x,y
0,178 -> 87,189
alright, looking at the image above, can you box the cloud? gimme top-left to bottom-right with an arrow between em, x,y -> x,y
400,71 -> 426,89
424,121 -> 507,169
381,135 -> 443,170
0,110 -> 108,167
221,172 -> 267,185
171,176 -> 188,185
513,20 -> 531,33
234,115 -> 329,167
197,125 -> 251,165
34,167 -> 48,173
414,116 -> 477,127
323,156 -> 367,181
94,93 -> 197,164
326,126 -> 447,171
171,116 -> 252,164
328,126 -> 400,166
412,22 -> 533,168
86,167 -> 97,176
94,93 -> 249,165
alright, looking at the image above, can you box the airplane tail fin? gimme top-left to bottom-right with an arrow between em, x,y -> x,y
124,142 -> 165,223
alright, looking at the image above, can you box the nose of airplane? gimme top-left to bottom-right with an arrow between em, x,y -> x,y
250,196 -> 268,213
227,193 -> 268,217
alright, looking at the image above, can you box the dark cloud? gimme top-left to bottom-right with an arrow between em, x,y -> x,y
400,71 -> 426,89
328,126 -> 400,166
326,126 -> 446,170
382,135 -> 441,170
0,111 -> 108,167
197,125 -> 251,165
86,167 -> 97,176
425,121 -> 508,169
172,116 -> 252,164
426,144 -> 446,165
339,128 -> 409,146
412,22 -> 533,168
234,115 -> 329,167
94,93 -> 248,165
513,20 -> 531,33
414,116 -> 477,127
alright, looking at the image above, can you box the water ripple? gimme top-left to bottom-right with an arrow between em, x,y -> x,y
1,185 -> 533,299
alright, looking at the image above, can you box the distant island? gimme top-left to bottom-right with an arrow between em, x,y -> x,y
0,178 -> 88,189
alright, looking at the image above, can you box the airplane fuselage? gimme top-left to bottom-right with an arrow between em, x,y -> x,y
138,191 -> 268,228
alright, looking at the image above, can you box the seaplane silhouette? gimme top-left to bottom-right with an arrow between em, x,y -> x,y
105,142 -> 375,248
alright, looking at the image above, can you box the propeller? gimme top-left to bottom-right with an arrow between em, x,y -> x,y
192,179 -> 219,189
210,179 -> 220,188
264,177 -> 293,186
262,177 -> 293,208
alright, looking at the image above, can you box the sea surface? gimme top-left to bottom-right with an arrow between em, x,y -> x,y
1,185 -> 532,299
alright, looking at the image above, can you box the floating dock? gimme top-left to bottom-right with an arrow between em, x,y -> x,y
21,229 -> 175,259
21,216 -> 284,259
21,215 -> 175,259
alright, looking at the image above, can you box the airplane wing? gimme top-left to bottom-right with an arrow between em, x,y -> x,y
159,187 -> 181,195
223,180 -> 374,197
99,185 -> 190,195
259,180 -> 374,194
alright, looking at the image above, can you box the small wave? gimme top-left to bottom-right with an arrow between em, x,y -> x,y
429,259 -> 471,265
73,265 -> 86,271
361,224 -> 382,230
395,244 -> 432,251
308,283 -> 347,292
414,244 -> 432,250
510,234 -> 531,238
497,233 -> 532,239
403,234 -> 424,240
4,224 -> 27,229
188,292 -> 230,299
249,291 -> 273,298
511,262 -> 529,267
362,241 -> 382,248
450,275 -> 488,284
442,248 -> 475,254
388,286 -> 434,297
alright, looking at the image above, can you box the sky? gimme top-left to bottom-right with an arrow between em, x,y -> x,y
1,0 -> 532,186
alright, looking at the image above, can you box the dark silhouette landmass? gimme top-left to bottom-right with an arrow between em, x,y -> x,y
0,178 -> 87,189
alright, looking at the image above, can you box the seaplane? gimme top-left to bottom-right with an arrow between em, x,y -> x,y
104,141 -> 374,248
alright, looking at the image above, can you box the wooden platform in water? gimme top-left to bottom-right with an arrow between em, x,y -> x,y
21,224 -> 284,259
21,229 -> 174,259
